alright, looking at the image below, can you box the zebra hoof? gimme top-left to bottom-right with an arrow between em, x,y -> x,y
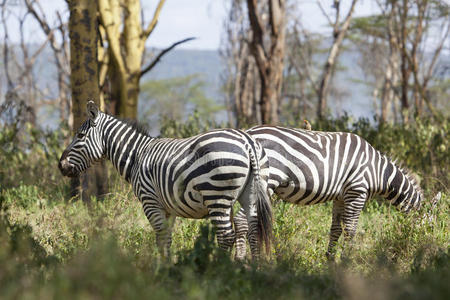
326,251 -> 336,262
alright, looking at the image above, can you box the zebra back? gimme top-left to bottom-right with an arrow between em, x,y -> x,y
247,125 -> 423,211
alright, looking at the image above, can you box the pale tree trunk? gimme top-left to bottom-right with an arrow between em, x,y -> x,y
67,0 -> 107,202
221,1 -> 261,126
121,0 -> 144,118
246,0 -> 286,124
317,0 -> 358,119
236,44 -> 259,125
233,43 -> 248,125
381,10 -> 400,124
380,54 -> 400,123
397,0 -> 411,124
410,0 -> 426,117
380,63 -> 392,123
98,0 -> 135,118
98,0 -> 192,120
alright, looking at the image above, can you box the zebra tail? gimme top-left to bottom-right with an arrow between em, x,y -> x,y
255,174 -> 273,256
249,147 -> 273,256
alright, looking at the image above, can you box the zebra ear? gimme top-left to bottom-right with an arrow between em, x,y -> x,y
86,100 -> 99,120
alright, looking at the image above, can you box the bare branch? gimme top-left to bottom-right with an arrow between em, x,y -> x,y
290,24 -> 320,94
317,0 -> 358,118
317,0 -> 334,28
424,22 -> 449,84
25,0 -> 53,41
1,1 -> 13,89
333,0 -> 341,33
140,37 -> 196,77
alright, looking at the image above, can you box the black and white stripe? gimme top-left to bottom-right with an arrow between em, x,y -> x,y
59,102 -> 272,260
234,125 -> 423,259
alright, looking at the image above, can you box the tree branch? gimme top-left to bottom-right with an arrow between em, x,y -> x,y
424,22 -> 449,84
143,0 -> 166,39
269,0 -> 283,36
317,0 -> 334,28
246,0 -> 271,84
341,0 -> 358,34
290,25 -> 320,95
140,37 -> 195,77
98,0 -> 126,73
1,1 -> 13,89
246,0 -> 267,63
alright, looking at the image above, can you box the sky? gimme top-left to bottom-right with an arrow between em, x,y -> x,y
1,0 -> 382,50
145,0 -> 380,50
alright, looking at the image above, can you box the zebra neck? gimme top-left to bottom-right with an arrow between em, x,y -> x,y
102,118 -> 153,182
380,157 -> 421,208
371,153 -> 393,196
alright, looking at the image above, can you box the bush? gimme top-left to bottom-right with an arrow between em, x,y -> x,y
0,123 -> 68,197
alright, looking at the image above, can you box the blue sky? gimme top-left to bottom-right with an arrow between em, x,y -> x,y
2,0 -> 380,50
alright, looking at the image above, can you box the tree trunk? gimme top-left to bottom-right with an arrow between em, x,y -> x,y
246,0 -> 286,125
380,62 -> 392,123
397,0 -> 410,124
68,0 -> 108,202
380,55 -> 400,124
317,58 -> 334,119
316,0 -> 358,119
99,0 -> 173,120
381,19 -> 399,124
236,44 -> 260,126
222,1 -> 261,126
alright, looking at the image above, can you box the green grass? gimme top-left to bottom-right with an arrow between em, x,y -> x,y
1,178 -> 448,299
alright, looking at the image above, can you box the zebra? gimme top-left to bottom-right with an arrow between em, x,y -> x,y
234,125 -> 428,260
58,101 -> 272,260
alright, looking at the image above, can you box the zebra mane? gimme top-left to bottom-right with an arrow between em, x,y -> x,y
118,117 -> 153,137
385,153 -> 423,196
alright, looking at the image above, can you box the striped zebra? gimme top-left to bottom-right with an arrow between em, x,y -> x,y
234,125 -> 426,260
58,101 -> 272,260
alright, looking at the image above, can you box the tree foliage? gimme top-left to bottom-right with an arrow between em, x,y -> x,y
140,75 -> 224,130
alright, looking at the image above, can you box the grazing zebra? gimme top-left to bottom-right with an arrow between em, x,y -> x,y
58,101 -> 272,260
234,125 -> 426,260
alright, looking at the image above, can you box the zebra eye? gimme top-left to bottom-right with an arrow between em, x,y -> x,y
77,133 -> 86,139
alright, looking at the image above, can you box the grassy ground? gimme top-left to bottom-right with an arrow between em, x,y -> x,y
1,175 -> 448,299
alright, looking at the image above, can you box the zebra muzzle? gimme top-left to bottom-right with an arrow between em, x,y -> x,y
58,158 -> 78,177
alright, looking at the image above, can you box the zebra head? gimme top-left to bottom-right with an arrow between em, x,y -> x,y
389,174 -> 424,213
58,101 -> 105,177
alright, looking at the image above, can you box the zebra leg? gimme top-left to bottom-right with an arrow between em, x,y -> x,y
341,190 -> 367,258
234,207 -> 249,260
326,199 -> 344,261
161,215 -> 176,258
142,203 -> 175,260
238,181 -> 261,260
207,204 -> 235,252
